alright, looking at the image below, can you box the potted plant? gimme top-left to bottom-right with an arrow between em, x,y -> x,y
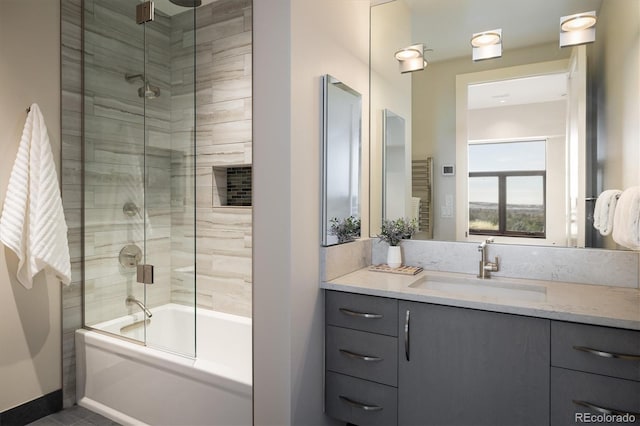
378,217 -> 418,267
329,216 -> 361,244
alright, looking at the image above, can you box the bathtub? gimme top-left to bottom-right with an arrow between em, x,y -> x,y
76,304 -> 252,426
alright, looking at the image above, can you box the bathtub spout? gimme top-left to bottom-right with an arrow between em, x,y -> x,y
126,296 -> 153,318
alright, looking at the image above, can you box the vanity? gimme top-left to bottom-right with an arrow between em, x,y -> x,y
319,0 -> 640,422
322,269 -> 640,426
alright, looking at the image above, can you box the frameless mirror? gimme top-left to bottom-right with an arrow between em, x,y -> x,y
322,75 -> 362,246
370,0 -> 639,250
383,109 -> 410,221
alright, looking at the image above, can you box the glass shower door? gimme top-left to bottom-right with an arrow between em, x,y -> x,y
141,0 -> 197,357
82,0 -> 197,358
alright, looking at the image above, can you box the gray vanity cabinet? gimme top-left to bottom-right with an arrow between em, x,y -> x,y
325,291 -> 399,426
397,301 -> 550,426
550,321 -> 640,425
324,290 -> 640,426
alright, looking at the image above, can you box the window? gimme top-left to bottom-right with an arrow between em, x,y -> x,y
468,140 -> 546,238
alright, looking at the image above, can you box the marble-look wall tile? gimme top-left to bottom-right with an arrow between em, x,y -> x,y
170,0 -> 252,317
371,240 -> 640,288
61,0 -> 83,408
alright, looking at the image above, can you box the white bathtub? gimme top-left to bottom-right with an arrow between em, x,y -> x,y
76,304 -> 252,426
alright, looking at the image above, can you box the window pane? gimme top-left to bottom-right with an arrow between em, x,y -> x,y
469,177 -> 499,231
469,140 -> 546,172
506,176 -> 544,233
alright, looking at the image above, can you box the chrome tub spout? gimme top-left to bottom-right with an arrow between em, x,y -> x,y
126,296 -> 153,318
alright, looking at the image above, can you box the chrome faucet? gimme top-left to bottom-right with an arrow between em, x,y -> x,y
477,238 -> 499,279
126,296 -> 153,318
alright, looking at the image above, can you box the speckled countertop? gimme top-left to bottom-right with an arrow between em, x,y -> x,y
321,268 -> 640,330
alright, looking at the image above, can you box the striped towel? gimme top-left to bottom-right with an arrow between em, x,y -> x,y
0,103 -> 71,288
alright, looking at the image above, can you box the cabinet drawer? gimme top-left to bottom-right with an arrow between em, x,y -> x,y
325,371 -> 397,426
326,290 -> 397,336
552,321 -> 640,381
326,325 -> 397,386
551,367 -> 640,425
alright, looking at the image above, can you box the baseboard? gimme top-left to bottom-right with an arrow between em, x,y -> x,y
77,397 -> 146,426
0,390 -> 62,426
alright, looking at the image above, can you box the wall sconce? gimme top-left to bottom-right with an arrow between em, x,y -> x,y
395,43 -> 427,73
560,11 -> 597,47
471,29 -> 502,61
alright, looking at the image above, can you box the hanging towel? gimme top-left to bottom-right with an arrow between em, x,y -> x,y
612,187 -> 640,250
411,197 -> 421,222
0,103 -> 71,288
593,189 -> 622,236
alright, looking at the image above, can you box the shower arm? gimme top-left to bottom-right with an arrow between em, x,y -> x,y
125,73 -> 145,83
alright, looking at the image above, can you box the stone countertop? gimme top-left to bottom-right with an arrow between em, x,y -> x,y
321,268 -> 640,330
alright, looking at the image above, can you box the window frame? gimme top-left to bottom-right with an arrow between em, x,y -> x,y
468,170 -> 547,238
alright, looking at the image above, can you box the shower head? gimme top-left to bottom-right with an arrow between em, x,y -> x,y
138,82 -> 161,99
125,74 -> 160,99
169,0 -> 202,7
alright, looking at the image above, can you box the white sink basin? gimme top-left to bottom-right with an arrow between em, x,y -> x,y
410,274 -> 547,302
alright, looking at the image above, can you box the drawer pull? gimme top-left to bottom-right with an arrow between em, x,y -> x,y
338,395 -> 383,412
573,346 -> 640,361
339,348 -> 383,362
339,307 -> 383,319
572,400 -> 640,416
404,309 -> 410,361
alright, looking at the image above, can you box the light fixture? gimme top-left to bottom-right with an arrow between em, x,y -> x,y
471,29 -> 502,61
471,32 -> 501,48
560,11 -> 597,47
394,43 -> 428,73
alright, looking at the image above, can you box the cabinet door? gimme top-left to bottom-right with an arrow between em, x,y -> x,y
398,301 -> 550,426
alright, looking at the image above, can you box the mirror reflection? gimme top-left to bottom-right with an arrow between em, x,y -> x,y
370,0 -> 639,250
322,75 -> 362,246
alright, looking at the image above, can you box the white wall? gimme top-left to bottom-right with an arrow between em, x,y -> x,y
370,0 -> 412,234
0,0 -> 62,412
253,0 -> 369,424
596,0 -> 640,191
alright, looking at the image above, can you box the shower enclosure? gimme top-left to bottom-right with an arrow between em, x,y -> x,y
80,0 -> 253,354
61,0 -> 253,419
82,0 -> 198,356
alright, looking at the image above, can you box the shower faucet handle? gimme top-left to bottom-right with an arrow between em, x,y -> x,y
137,264 -> 155,285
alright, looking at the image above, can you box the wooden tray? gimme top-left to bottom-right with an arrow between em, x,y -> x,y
368,264 -> 423,275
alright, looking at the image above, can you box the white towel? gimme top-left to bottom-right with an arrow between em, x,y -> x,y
411,197 -> 421,222
593,189 -> 622,236
0,103 -> 71,288
612,187 -> 640,250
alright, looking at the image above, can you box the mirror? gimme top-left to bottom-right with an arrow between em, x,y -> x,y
322,75 -> 362,246
383,109 -> 410,221
370,0 -> 640,249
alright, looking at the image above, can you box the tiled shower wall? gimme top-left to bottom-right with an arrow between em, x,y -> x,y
170,0 -> 253,315
60,0 -> 83,408
82,0 -> 174,327
60,0 -> 252,407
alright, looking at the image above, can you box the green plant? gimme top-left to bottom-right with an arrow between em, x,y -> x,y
329,216 -> 361,243
378,217 -> 418,246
